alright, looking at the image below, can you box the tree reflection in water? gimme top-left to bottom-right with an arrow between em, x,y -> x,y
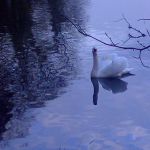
0,0 -> 83,141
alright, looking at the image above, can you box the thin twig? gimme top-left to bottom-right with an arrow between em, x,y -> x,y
63,15 -> 150,51
146,29 -> 150,38
105,32 -> 118,46
62,14 -> 150,67
138,19 -> 150,21
133,50 -> 150,68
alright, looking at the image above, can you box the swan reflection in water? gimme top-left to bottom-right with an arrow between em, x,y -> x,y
91,74 -> 134,105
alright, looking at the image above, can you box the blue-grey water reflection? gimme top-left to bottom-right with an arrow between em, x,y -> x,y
0,0 -> 150,150
91,73 -> 135,105
91,77 -> 128,105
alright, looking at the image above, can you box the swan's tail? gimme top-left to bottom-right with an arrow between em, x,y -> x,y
122,68 -> 134,74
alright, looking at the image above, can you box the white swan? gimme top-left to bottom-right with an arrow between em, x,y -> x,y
91,48 -> 133,78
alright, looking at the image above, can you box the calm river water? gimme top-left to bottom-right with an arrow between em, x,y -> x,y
0,0 -> 150,150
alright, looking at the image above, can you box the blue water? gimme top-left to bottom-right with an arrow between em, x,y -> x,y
0,0 -> 150,149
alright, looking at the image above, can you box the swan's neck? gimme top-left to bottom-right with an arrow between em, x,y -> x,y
93,54 -> 99,68
91,54 -> 99,77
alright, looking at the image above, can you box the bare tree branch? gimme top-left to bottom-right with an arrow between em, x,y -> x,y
133,50 -> 150,68
63,15 -> 150,51
138,19 -> 150,21
105,32 -> 119,46
137,41 -> 146,48
61,14 -> 150,67
121,15 -> 146,37
128,33 -> 145,39
146,29 -> 150,38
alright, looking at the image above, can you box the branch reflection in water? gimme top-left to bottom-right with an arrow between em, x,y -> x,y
91,74 -> 134,105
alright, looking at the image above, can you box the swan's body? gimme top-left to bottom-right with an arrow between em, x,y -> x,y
91,48 -> 133,78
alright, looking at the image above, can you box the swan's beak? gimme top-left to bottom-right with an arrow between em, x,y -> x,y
92,48 -> 97,55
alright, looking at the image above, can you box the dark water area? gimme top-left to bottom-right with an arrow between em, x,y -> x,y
0,0 -> 150,150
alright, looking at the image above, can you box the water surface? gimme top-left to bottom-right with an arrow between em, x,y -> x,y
0,0 -> 150,150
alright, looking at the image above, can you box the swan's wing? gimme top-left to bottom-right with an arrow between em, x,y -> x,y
99,54 -> 132,77
99,56 -> 128,77
112,57 -> 128,73
99,60 -> 114,77
100,53 -> 118,62
100,59 -> 112,68
108,53 -> 118,59
114,57 -> 134,75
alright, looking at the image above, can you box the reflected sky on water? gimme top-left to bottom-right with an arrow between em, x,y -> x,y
0,0 -> 150,149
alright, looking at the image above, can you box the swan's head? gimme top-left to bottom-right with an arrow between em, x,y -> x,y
92,47 -> 97,56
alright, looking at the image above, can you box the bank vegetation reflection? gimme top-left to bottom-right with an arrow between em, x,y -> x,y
0,0 -> 84,141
